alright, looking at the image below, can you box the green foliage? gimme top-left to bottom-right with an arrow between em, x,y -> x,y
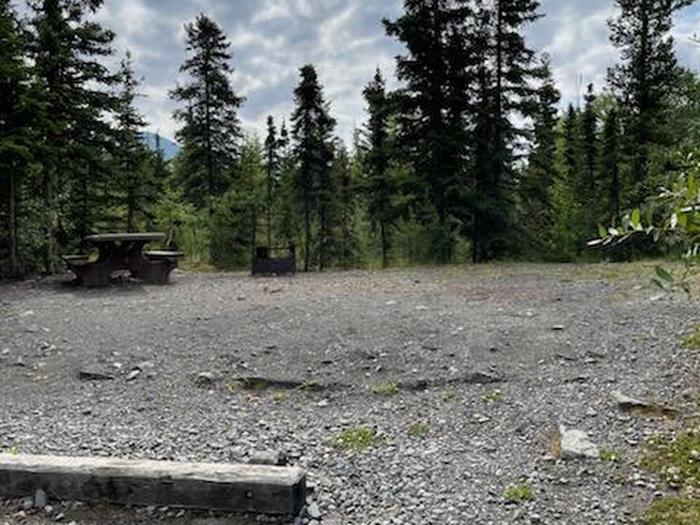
599,448 -> 621,463
372,382 -> 399,397
170,14 -> 243,208
682,325 -> 700,350
483,390 -> 503,403
407,421 -> 430,437
642,498 -> 700,525
641,428 -> 700,489
334,427 -> 378,452
503,484 -> 535,503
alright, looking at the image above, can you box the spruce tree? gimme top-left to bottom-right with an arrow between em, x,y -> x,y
0,0 -> 32,277
608,0 -> 693,200
290,64 -> 336,272
384,0 -> 473,263
578,83 -> 599,231
171,14 -> 243,209
601,108 -> 622,224
471,0 -> 541,262
518,54 -> 560,254
114,51 -> 150,232
28,0 -> 117,272
362,69 -> 394,268
263,115 -> 279,249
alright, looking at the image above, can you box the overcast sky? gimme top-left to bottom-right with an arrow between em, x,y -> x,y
76,0 -> 700,143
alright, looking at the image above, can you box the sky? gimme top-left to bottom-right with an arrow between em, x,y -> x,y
58,0 -> 700,144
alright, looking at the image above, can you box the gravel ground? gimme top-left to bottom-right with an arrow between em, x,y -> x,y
0,264 -> 698,525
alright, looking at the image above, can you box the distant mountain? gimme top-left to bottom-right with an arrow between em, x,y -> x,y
142,132 -> 180,161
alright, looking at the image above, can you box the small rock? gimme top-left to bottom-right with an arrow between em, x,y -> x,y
125,369 -> 141,382
465,370 -> 505,384
557,425 -> 599,460
78,370 -> 114,381
248,450 -> 286,466
552,325 -> 566,331
195,372 -> 217,386
34,488 -> 48,508
611,390 -> 681,418
307,502 -> 322,520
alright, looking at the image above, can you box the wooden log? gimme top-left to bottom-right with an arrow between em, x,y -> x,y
0,454 -> 306,515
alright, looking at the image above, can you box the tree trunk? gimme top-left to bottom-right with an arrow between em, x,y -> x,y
303,187 -> 310,273
7,167 -> 20,278
380,221 -> 388,269
44,161 -> 57,274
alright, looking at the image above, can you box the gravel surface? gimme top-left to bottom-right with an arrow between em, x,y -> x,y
0,264 -> 698,524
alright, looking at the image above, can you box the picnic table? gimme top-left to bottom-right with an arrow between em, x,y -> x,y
63,233 -> 183,287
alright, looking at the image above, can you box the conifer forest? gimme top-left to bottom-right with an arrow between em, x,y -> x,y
0,0 -> 698,277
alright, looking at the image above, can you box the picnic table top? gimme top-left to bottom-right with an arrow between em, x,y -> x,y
84,233 -> 166,243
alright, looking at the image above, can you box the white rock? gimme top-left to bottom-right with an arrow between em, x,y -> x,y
558,425 -> 599,459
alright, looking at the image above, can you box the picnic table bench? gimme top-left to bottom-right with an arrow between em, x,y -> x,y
63,233 -> 183,287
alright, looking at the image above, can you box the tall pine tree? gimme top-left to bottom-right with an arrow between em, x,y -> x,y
28,0 -> 117,271
171,14 -> 243,209
362,69 -> 395,268
471,0 -> 541,262
114,51 -> 151,232
0,0 -> 32,277
384,0 -> 473,263
263,115 -> 279,249
518,54 -> 560,254
608,0 -> 693,201
290,65 -> 336,272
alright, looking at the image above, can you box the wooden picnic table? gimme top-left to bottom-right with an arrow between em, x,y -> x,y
64,232 -> 183,287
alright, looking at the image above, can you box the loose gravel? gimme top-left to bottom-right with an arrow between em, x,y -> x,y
0,264 -> 698,524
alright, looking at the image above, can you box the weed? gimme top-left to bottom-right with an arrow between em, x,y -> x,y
641,428 -> 700,488
334,427 -> 378,452
503,484 -> 535,503
599,448 -> 621,463
372,382 -> 399,397
682,325 -> 700,350
483,389 -> 503,403
442,389 -> 458,402
642,498 -> 700,525
408,421 -> 430,437
272,390 -> 287,402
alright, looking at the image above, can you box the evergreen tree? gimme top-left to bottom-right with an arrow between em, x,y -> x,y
114,51 -> 150,232
290,64 -> 336,272
263,115 -> 279,248
608,0 -> 693,200
362,69 -> 395,268
384,0 -> 473,263
151,133 -> 170,214
471,0 -> 542,262
209,137 -> 264,269
332,145 -> 358,269
171,14 -> 243,209
28,0 -> 117,272
601,107 -> 622,224
0,0 -> 32,277
578,83 -> 599,231
518,54 -> 560,254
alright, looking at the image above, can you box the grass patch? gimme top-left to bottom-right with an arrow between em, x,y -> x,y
503,484 -> 535,503
642,498 -> 700,525
641,428 -> 700,489
408,421 -> 430,437
372,382 -> 399,397
682,325 -> 700,350
271,390 -> 287,402
334,427 -> 378,452
599,448 -> 622,463
483,389 -> 503,403
442,389 -> 458,402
